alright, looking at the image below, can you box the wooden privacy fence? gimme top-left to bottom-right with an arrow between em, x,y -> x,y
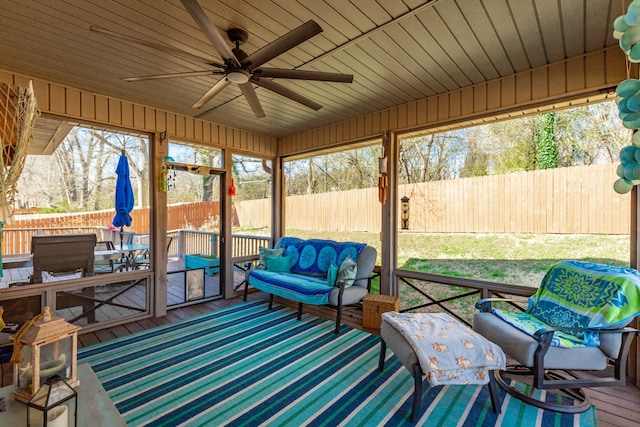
5,201 -> 220,233
2,202 -> 220,254
1,164 -> 629,250
405,163 -> 629,234
234,163 -> 630,235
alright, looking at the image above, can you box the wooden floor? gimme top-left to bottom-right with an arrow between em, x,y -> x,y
4,291 -> 639,426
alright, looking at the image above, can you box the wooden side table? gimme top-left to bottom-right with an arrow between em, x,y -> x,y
362,294 -> 399,334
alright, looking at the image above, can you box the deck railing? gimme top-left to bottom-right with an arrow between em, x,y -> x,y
1,226 -> 104,255
172,229 -> 271,259
2,227 -> 271,261
395,269 -> 535,327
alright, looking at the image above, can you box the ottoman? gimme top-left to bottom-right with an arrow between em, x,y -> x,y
378,312 -> 505,422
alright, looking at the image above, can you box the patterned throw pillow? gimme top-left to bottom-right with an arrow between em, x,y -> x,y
257,247 -> 284,270
337,255 -> 357,287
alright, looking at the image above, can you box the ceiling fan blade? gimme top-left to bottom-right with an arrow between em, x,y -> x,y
253,68 -> 353,83
192,78 -> 232,109
124,71 -> 223,82
242,20 -> 322,70
251,78 -> 322,111
90,25 -> 222,67
180,0 -> 240,67
238,83 -> 266,118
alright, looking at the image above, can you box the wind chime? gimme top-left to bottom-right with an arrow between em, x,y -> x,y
378,130 -> 389,204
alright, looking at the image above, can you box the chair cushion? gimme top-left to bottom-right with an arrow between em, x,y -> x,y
248,270 -> 332,305
354,245 -> 377,288
491,310 -> 593,348
328,284 -> 368,306
473,312 -> 608,370
380,319 -> 419,373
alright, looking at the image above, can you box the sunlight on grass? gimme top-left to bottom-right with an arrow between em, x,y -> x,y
282,229 -> 629,288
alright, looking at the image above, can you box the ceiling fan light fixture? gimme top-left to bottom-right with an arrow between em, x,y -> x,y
103,0 -> 353,118
226,69 -> 250,84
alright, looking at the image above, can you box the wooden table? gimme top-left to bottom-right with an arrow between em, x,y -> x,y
0,363 -> 125,426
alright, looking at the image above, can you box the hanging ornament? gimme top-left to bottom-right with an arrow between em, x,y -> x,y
160,156 -> 176,192
229,178 -> 236,196
613,1 -> 640,193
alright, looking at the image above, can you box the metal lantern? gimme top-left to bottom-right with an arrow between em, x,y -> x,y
401,196 -> 410,230
27,375 -> 77,427
11,307 -> 81,403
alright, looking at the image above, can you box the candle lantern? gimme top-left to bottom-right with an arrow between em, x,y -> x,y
401,196 -> 410,230
11,307 -> 81,403
27,375 -> 77,427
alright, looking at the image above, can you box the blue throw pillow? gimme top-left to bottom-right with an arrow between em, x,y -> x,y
266,255 -> 291,273
327,263 -> 338,287
337,255 -> 357,287
257,247 -> 284,270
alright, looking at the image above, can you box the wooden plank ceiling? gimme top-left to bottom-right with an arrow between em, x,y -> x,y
0,0 -> 622,140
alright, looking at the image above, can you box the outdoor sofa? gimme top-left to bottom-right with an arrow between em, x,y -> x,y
245,237 -> 377,333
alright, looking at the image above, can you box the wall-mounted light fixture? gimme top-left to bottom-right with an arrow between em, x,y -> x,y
401,196 -> 410,230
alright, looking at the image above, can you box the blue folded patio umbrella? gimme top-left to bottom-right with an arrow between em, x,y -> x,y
112,153 -> 134,249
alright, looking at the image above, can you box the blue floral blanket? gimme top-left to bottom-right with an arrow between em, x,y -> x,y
493,261 -> 640,348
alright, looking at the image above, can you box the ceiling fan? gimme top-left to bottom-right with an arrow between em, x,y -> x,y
90,0 -> 353,118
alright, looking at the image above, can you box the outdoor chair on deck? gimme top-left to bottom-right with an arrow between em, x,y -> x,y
473,260 -> 640,413
94,240 -> 116,274
30,234 -> 97,283
129,234 -> 150,269
133,236 -> 173,269
26,234 -> 98,323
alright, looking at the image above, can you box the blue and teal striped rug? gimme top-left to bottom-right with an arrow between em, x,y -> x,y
78,301 -> 598,426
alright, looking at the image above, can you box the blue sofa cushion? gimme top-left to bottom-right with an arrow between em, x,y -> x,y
327,263 -> 338,287
248,269 -> 333,305
266,255 -> 291,273
257,247 -> 284,270
282,239 -> 366,276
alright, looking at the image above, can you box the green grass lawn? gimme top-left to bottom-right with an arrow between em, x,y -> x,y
242,229 -> 630,320
281,229 -> 630,287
